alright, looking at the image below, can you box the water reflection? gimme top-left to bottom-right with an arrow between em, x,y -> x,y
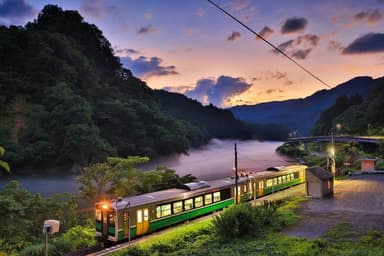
140,139 -> 293,180
0,139 -> 293,196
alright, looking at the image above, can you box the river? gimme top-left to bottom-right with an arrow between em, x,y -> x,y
0,139 -> 293,196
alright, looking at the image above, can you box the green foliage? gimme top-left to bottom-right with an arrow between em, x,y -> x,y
212,200 -> 280,239
0,5 -> 209,173
313,79 -> 384,137
0,181 -> 78,254
61,224 -> 97,249
276,143 -> 307,157
111,198 -> 384,256
0,146 -> 10,173
311,94 -> 363,136
76,157 -> 197,202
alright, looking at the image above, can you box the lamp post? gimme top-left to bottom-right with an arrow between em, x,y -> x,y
234,143 -> 238,204
329,130 -> 336,176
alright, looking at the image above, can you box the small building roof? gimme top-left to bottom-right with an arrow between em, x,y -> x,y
306,166 -> 333,181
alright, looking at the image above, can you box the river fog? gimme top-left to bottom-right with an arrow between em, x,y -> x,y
0,139 -> 294,196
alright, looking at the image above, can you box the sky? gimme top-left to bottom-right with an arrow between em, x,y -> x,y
1,0 -> 384,108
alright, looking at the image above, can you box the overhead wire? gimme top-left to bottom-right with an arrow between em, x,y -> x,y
207,0 -> 332,89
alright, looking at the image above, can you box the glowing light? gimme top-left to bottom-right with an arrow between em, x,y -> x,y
102,203 -> 108,210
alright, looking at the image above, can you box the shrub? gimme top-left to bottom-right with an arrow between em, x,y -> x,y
212,201 -> 279,239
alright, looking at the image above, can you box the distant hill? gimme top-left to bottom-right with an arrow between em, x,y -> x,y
230,76 -> 384,136
155,90 -> 291,141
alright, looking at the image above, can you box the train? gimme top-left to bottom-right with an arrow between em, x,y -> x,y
95,164 -> 307,243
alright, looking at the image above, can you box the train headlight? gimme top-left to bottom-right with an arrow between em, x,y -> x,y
102,203 -> 109,210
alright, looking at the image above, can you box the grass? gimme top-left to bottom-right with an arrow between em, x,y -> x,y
111,197 -> 384,256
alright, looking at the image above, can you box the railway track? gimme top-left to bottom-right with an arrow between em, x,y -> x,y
85,184 -> 306,256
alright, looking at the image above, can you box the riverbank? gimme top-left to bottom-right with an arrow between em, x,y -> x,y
1,140 -> 293,196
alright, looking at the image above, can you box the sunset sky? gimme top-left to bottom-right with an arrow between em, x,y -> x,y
1,0 -> 384,107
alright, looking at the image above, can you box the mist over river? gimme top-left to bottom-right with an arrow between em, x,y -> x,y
0,139 -> 294,196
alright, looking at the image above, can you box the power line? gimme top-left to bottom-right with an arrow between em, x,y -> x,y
207,0 -> 332,89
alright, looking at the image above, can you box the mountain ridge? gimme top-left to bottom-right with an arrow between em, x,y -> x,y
229,76 -> 384,136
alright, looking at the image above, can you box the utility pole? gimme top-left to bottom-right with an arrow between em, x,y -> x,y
234,143 -> 238,204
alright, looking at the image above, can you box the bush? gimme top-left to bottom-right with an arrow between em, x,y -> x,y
212,201 -> 279,239
62,224 -> 97,249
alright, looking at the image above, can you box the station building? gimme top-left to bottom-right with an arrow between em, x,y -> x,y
305,166 -> 334,198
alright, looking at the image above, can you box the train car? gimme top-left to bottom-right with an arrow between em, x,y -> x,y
95,164 -> 307,243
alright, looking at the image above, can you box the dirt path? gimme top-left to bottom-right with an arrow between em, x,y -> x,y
282,175 -> 384,238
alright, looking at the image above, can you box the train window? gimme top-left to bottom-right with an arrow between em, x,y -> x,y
95,209 -> 102,221
156,206 -> 161,218
243,185 -> 247,193
204,194 -> 212,205
108,213 -> 115,225
184,199 -> 193,210
161,204 -> 171,217
278,176 -> 282,184
273,178 -> 277,185
173,201 -> 183,214
123,211 -> 129,222
194,196 -> 203,208
287,174 -> 291,182
282,175 -> 286,183
291,173 -> 294,180
221,188 -> 231,200
213,192 -> 221,202
266,179 -> 272,187
248,182 -> 253,193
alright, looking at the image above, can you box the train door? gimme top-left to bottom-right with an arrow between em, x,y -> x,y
123,211 -> 130,238
136,208 -> 149,235
258,180 -> 264,196
102,210 -> 108,237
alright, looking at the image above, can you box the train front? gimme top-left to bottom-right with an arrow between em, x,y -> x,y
95,200 -> 117,243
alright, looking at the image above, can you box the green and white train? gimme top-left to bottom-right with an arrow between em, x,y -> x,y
95,164 -> 306,243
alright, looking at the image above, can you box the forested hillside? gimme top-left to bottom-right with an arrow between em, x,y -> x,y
230,76 -> 383,136
313,79 -> 384,136
0,5 -> 209,173
156,90 -> 291,141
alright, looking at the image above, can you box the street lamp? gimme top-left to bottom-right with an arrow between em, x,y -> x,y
43,220 -> 60,256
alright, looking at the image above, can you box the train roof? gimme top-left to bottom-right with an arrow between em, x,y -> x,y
99,165 -> 307,210
107,176 -> 249,210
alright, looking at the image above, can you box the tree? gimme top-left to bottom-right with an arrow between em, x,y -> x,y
0,146 -> 10,173
76,162 -> 114,201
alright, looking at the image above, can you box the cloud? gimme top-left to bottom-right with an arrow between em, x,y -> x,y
227,32 -> 241,42
137,25 -> 157,35
162,85 -> 193,93
115,48 -> 140,57
328,40 -> 344,51
120,56 -> 179,79
81,0 -> 117,18
267,71 -> 293,85
0,0 -> 35,25
269,71 -> 287,80
231,0 -> 252,11
195,8 -> 205,17
144,11 -> 152,20
258,88 -> 284,96
257,26 -> 274,39
275,34 -> 320,60
342,33 -> 384,54
354,9 -> 382,24
185,75 -> 252,107
281,17 -> 308,34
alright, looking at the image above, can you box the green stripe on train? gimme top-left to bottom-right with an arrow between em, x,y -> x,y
263,179 -> 301,195
149,199 -> 234,232
118,227 -> 136,240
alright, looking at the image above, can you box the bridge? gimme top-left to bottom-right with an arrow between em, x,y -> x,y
286,135 -> 384,145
